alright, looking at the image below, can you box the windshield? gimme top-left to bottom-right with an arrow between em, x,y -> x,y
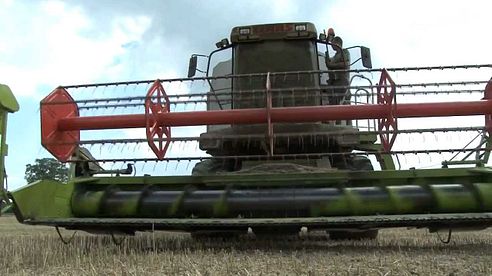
235,40 -> 318,74
233,40 -> 320,108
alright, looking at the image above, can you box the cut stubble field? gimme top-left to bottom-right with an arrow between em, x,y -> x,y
0,216 -> 491,275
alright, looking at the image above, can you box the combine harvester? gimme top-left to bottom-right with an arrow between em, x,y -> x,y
0,84 -> 19,215
7,22 -> 492,241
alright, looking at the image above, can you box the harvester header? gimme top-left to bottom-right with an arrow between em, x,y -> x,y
9,22 -> 492,240
41,68 -> 492,161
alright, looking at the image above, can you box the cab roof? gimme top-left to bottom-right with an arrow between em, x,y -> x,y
230,22 -> 317,43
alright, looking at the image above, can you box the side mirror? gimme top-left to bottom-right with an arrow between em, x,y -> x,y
360,46 -> 372,69
187,55 -> 198,78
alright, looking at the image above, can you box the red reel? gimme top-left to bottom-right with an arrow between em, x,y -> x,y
145,80 -> 171,160
484,78 -> 492,136
377,69 -> 397,152
41,87 -> 80,162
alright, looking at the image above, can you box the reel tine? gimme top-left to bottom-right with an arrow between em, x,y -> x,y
287,135 -> 290,152
49,66 -> 492,173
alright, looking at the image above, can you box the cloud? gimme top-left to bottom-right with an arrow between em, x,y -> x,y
321,0 -> 492,66
0,0 -> 151,97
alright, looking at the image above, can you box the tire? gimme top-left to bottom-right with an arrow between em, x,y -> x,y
191,160 -> 222,176
192,159 -> 237,176
350,155 -> 373,171
328,230 -> 378,240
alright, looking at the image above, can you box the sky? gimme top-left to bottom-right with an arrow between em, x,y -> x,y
1,0 -> 492,189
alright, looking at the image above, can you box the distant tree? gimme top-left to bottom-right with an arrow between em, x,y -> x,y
24,158 -> 69,183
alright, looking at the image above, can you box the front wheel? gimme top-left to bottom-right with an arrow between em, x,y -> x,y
350,155 -> 374,171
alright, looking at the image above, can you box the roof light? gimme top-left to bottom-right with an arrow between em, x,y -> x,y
221,38 -> 230,46
239,28 -> 251,35
295,24 -> 307,32
215,38 -> 230,49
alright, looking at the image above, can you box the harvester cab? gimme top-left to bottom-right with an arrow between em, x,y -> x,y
190,23 -> 376,175
7,22 -> 492,241
0,84 -> 19,215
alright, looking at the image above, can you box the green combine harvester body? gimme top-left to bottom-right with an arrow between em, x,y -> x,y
0,84 -> 19,215
7,22 -> 492,239
10,168 -> 492,233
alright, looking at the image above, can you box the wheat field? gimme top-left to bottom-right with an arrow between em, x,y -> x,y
0,215 -> 491,275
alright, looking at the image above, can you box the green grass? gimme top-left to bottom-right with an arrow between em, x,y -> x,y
1,215 -> 492,275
